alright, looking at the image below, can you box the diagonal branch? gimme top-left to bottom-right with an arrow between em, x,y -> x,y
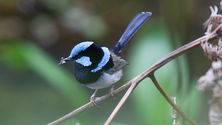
47,82 -> 131,125
149,74 -> 197,125
103,24 -> 222,125
104,78 -> 138,125
48,24 -> 222,125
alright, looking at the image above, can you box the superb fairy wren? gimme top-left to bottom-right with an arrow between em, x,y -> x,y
59,12 -> 152,102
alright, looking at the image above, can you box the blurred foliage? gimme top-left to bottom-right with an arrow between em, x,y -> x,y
0,0 -> 213,125
1,41 -> 87,104
127,23 -> 178,125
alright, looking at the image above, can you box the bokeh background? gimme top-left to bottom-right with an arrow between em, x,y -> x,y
0,0 -> 218,125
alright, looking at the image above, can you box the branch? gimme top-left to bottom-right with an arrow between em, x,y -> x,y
104,77 -> 138,125
150,74 -> 197,125
103,24 -> 221,125
47,82 -> 131,125
48,24 -> 222,125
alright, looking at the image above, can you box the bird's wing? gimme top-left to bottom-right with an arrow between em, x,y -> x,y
106,52 -> 128,74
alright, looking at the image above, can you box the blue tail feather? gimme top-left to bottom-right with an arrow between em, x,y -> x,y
112,12 -> 152,54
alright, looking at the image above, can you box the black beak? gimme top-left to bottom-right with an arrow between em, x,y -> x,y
58,56 -> 72,65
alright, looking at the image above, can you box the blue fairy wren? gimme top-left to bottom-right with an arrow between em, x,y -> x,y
59,12 -> 152,102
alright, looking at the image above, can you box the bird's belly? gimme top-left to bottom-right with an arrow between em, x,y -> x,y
85,70 -> 123,89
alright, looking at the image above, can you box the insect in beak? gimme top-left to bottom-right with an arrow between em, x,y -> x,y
58,56 -> 72,65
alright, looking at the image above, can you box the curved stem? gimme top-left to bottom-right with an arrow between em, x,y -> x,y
103,25 -> 221,125
149,74 -> 197,125
47,83 -> 131,125
48,24 -> 222,125
104,80 -> 138,125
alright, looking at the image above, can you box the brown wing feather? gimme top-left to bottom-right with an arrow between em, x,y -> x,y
106,52 -> 128,74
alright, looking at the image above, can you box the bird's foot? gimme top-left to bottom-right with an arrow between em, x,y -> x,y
90,95 -> 97,106
89,96 -> 102,109
90,89 -> 99,106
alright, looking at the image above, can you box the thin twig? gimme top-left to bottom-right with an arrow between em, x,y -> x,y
104,79 -> 138,125
171,97 -> 180,125
47,82 -> 130,125
48,24 -> 222,125
103,24 -> 222,125
150,74 -> 197,125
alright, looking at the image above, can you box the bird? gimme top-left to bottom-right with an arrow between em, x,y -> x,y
59,12 -> 152,102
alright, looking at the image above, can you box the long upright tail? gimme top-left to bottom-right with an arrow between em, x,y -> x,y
112,12 -> 152,54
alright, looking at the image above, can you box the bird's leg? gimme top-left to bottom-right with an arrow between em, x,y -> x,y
90,89 -> 98,105
110,85 -> 115,96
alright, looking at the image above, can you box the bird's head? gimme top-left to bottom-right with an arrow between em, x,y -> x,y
59,41 -> 113,73
59,41 -> 94,65
59,41 -> 106,68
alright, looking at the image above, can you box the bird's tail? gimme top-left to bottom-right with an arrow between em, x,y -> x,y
112,12 -> 152,55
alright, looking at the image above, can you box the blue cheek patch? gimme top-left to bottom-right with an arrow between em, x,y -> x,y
76,56 -> 92,67
91,47 -> 110,72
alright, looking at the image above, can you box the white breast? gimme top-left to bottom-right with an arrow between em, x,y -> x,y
85,70 -> 123,89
